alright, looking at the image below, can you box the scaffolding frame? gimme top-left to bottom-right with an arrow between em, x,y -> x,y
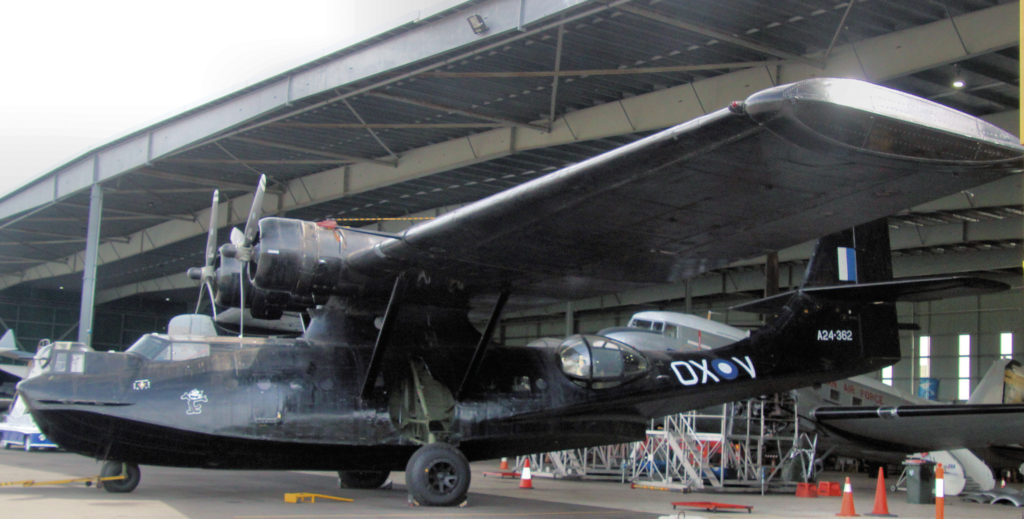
520,393 -> 816,493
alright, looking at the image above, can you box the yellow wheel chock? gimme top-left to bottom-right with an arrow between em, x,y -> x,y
283,492 -> 354,504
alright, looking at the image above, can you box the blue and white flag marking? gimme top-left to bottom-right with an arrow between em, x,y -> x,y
837,247 -> 857,282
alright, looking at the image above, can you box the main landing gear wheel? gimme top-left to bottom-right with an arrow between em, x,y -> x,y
100,461 -> 141,493
337,470 -> 390,489
404,443 -> 470,506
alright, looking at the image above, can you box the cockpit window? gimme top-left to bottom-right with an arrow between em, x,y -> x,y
630,319 -> 653,329
127,335 -> 170,360
126,335 -> 209,362
558,335 -> 648,388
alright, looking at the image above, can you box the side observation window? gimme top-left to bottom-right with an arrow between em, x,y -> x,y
559,338 -> 590,378
558,335 -> 649,388
170,342 -> 210,361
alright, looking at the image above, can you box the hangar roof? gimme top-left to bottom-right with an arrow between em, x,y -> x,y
0,0 -> 1018,306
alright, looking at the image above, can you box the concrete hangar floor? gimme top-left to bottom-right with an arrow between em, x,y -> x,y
0,449 -> 1018,519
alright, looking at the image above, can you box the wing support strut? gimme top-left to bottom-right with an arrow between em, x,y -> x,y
360,273 -> 407,400
456,288 -> 510,400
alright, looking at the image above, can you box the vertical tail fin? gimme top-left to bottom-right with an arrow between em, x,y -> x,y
730,219 -> 1006,390
968,359 -> 1024,404
801,218 -> 892,288
732,219 -> 894,314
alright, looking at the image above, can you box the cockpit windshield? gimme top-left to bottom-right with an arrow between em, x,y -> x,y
126,335 -> 210,362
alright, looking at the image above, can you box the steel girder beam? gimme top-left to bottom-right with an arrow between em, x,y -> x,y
0,2 -> 1018,293
95,272 -> 195,305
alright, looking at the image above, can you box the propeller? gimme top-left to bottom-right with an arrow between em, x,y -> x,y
187,175 -> 268,337
227,174 -> 267,336
187,190 -> 220,317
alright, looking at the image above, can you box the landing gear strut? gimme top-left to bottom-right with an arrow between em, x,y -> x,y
100,460 -> 141,493
404,443 -> 470,506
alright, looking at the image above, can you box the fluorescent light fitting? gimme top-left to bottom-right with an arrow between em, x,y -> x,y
467,14 -> 488,34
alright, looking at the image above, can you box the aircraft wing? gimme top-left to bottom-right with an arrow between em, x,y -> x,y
811,404 -> 1024,451
0,363 -> 28,379
341,78 -> 1022,305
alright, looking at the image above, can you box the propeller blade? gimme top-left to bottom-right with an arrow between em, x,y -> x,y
205,280 -> 218,321
204,190 -> 220,270
242,175 -> 266,248
238,267 -> 245,337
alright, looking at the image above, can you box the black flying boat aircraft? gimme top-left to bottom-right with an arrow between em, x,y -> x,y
16,78 -> 1024,506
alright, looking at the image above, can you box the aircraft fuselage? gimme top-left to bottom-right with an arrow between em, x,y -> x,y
19,293 -> 892,472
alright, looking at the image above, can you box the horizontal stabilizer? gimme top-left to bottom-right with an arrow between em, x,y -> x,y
733,276 -> 1008,314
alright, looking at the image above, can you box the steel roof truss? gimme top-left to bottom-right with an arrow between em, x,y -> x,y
230,136 -> 396,167
616,4 -> 820,68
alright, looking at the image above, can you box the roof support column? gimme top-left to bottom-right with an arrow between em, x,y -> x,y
78,182 -> 102,346
565,301 -> 575,336
685,279 -> 692,314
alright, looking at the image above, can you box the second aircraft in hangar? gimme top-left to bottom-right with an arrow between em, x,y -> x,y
15,78 -> 1024,506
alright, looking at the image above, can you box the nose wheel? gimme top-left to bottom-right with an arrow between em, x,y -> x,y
100,461 -> 141,493
404,443 -> 470,506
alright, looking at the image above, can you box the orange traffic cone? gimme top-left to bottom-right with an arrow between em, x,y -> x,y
866,467 -> 896,517
499,457 -> 509,470
519,458 -> 533,489
935,465 -> 944,519
837,476 -> 859,517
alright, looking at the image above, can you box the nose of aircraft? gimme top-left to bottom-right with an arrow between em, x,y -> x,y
15,375 -> 49,406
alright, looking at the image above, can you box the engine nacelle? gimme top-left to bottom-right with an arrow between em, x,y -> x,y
248,217 -> 389,298
214,254 -> 247,308
212,242 -> 313,318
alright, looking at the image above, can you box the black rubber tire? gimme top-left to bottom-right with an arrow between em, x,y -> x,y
404,443 -> 470,506
337,470 -> 390,489
100,461 -> 141,493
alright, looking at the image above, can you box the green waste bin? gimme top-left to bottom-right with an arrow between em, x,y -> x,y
905,462 -> 935,504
